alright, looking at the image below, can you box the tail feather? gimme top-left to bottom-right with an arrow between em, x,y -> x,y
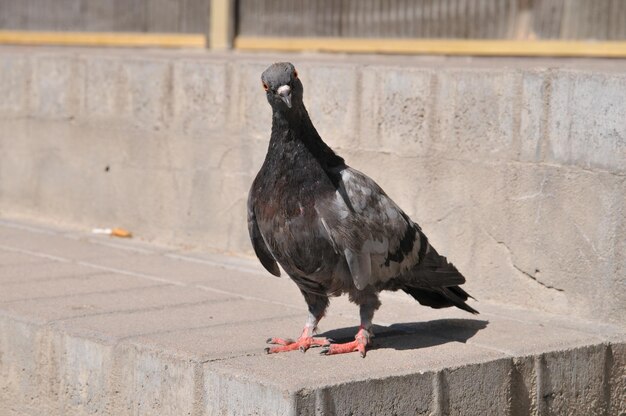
413,245 -> 466,287
404,243 -> 478,314
403,285 -> 479,314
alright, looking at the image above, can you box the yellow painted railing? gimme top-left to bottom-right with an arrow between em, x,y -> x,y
235,37 -> 626,58
1,30 -> 626,57
0,30 -> 205,48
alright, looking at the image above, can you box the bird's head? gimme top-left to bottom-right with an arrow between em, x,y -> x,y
261,62 -> 303,112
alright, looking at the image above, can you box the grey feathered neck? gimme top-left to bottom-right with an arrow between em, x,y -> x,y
269,103 -> 345,170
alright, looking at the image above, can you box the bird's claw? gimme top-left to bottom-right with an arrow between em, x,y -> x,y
319,329 -> 371,357
264,336 -> 332,354
266,337 -> 295,345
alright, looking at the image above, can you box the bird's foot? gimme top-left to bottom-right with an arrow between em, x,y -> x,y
320,327 -> 372,358
265,328 -> 332,354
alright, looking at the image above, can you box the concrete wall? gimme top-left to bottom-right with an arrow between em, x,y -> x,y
0,46 -> 624,326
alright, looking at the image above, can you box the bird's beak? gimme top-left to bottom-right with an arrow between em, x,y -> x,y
277,85 -> 292,108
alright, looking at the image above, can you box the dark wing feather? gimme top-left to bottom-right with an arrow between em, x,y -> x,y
247,192 -> 280,277
316,167 -> 429,289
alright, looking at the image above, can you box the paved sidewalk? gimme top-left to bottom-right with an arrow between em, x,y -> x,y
0,218 -> 624,415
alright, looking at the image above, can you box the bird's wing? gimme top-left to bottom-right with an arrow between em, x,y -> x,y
247,191 -> 281,277
317,167 -> 461,290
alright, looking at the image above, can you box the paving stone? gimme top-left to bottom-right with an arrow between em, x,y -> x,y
0,261 -> 100,285
0,250 -> 48,267
0,273 -> 161,303
57,298 -> 289,341
0,284 -> 225,322
0,225 -> 159,262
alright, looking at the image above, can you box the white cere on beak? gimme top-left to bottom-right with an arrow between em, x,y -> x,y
277,85 -> 291,96
276,84 -> 292,108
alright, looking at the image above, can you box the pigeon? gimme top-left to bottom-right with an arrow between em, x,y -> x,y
248,62 -> 477,357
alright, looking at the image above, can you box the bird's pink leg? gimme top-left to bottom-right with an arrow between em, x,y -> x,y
265,326 -> 333,354
266,293 -> 331,354
321,294 -> 378,358
320,326 -> 372,357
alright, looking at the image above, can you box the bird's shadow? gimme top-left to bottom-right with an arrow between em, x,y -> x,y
318,318 -> 489,351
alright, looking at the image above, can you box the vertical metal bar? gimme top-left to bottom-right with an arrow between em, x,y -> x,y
209,0 -> 233,49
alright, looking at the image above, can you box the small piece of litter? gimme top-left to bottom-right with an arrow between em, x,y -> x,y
91,228 -> 133,238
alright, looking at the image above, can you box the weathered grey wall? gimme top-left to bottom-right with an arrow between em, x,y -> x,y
0,47 -> 624,326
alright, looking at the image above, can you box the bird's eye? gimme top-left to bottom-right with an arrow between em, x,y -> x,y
262,82 -> 269,91
293,69 -> 298,79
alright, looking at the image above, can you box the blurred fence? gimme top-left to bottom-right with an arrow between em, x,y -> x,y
0,0 -> 211,34
1,0 -> 626,40
237,0 -> 626,40
1,0 -> 626,54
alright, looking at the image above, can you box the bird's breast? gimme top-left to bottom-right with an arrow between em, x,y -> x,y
254,183 -> 338,277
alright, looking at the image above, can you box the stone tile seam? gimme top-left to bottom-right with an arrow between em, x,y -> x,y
192,284 -> 302,311
191,360 -> 205,416
72,236 -> 159,255
0,257 -> 51,268
123,312 -> 306,347
164,252 -> 267,277
74,261 -> 188,286
0,243 -> 71,263
0,282 -> 170,305
432,370 -> 449,416
0,270 -> 111,287
47,296 -> 243,325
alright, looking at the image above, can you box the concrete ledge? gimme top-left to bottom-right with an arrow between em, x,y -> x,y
0,219 -> 624,415
0,47 -> 624,328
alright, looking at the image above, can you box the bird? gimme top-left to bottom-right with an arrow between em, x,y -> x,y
247,62 -> 477,357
